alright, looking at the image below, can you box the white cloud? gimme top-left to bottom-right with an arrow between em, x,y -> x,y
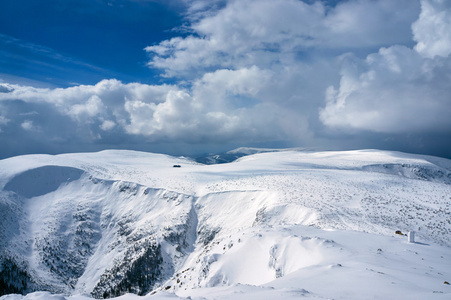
0,67 -> 288,146
146,0 -> 419,78
0,80 -> 184,145
192,66 -> 272,109
121,66 -> 284,142
21,120 -> 37,131
320,0 -> 451,134
100,120 -> 116,131
413,0 -> 451,58
323,0 -> 419,48
68,95 -> 105,122
182,0 -> 227,21
2,0 -> 450,158
142,0 -> 425,146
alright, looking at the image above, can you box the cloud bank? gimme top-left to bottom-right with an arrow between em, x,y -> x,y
320,0 -> 451,133
1,0 -> 450,158
0,71 -> 285,156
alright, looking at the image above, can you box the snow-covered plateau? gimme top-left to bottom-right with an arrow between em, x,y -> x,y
0,149 -> 450,300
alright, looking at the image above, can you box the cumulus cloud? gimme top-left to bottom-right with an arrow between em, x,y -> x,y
120,66 -> 287,142
0,68 -> 289,151
68,95 -> 105,122
146,0 -> 419,78
100,120 -> 116,131
0,80 -> 182,147
21,120 -> 37,131
1,0 -> 451,158
142,0 -> 429,149
320,0 -> 451,135
413,0 -> 451,58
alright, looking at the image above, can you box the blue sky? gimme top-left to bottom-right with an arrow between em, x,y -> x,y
1,0 -> 451,159
0,0 -> 184,87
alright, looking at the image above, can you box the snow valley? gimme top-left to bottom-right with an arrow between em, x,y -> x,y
0,149 -> 450,299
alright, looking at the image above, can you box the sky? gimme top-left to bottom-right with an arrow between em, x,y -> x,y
0,0 -> 450,159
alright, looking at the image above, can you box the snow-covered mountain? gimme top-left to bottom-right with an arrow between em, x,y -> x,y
0,149 -> 450,300
194,147 -> 313,164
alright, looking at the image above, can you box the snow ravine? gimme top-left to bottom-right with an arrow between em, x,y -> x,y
0,149 -> 450,299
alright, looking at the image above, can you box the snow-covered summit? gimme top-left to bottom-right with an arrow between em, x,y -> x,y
0,149 -> 450,299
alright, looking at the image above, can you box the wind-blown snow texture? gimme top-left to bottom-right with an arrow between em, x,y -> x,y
0,149 -> 450,299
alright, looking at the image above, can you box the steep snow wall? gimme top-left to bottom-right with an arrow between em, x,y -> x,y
0,168 -> 197,297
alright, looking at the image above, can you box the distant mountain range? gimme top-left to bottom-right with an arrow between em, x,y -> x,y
194,147 -> 315,164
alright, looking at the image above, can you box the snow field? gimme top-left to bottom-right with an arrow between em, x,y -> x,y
1,149 -> 450,299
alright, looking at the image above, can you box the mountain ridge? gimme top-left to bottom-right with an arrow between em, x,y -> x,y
1,149 -> 450,299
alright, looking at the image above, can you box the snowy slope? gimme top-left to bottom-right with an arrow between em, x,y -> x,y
0,149 -> 450,299
194,146 -> 312,164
